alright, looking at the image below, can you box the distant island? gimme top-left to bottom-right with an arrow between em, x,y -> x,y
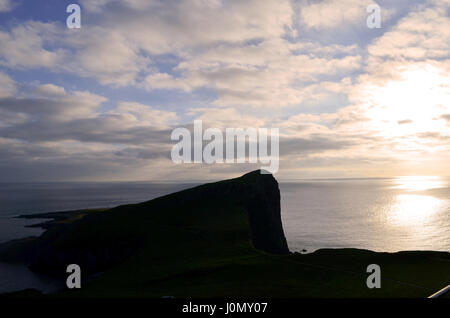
0,170 -> 449,298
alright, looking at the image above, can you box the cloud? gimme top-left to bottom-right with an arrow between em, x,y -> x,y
0,72 -> 15,98
0,0 -> 360,106
109,102 -> 178,129
187,107 -> 267,129
367,4 -> 450,64
279,134 -> 355,156
0,0 -> 14,12
299,0 -> 395,30
0,22 -> 66,69
0,82 -> 180,181
0,0 -> 294,88
79,0 -> 115,12
440,114 -> 450,122
272,0 -> 450,175
144,39 -> 361,108
0,83 -> 176,144
0,0 -> 449,180
32,84 -> 67,97
85,0 -> 294,49
0,86 -> 107,122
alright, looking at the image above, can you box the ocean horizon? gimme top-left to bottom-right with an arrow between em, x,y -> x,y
0,175 -> 449,295
1,176 -> 449,252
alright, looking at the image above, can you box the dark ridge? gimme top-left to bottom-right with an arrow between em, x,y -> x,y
1,170 -> 450,298
0,170 -> 289,278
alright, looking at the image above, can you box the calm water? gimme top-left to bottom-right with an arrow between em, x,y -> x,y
1,177 -> 449,293
0,182 -> 195,294
0,182 -> 195,242
281,176 -> 450,253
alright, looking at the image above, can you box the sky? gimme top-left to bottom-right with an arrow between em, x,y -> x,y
0,0 -> 449,182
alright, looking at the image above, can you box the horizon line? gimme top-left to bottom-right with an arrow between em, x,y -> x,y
2,175 -> 449,184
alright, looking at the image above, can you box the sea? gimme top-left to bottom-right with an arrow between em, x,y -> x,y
0,176 -> 449,293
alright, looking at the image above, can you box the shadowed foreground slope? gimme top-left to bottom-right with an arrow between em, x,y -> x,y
0,170 -> 449,298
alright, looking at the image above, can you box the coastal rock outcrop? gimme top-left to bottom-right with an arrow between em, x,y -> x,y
0,170 -> 289,278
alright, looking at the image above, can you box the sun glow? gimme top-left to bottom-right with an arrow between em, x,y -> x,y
392,176 -> 445,191
362,64 -> 450,142
389,194 -> 443,226
388,176 -> 447,226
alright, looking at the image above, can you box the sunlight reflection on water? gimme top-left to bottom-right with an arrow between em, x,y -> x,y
391,176 -> 447,191
388,194 -> 444,226
281,176 -> 450,253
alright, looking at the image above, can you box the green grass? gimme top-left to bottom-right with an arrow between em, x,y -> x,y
54,248 -> 449,298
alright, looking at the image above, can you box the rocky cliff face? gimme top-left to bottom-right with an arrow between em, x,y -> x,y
162,169 -> 290,254
214,170 -> 289,254
244,171 -> 289,254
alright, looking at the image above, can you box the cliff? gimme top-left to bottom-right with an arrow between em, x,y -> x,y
0,170 -> 289,278
166,169 -> 289,254
2,171 -> 449,298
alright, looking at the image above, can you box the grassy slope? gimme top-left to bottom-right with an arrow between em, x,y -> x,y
1,172 -> 449,298
60,248 -> 449,298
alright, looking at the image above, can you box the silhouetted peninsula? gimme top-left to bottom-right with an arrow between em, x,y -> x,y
0,170 -> 449,298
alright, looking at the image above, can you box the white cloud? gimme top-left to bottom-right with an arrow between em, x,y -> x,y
367,4 -> 450,66
0,0 -> 360,104
0,22 -> 66,69
300,0 -> 395,30
144,38 -> 361,108
1,0 -> 449,180
314,2 -> 450,168
187,107 -> 267,129
110,102 -> 178,129
300,0 -> 371,29
32,84 -> 66,97
0,1 -> 294,86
